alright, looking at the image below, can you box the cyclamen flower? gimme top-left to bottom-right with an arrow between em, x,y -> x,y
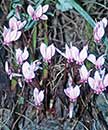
64,85 -> 80,102
87,54 -> 105,69
22,61 -> 35,82
88,71 -> 108,94
72,45 -> 88,65
16,47 -> 29,64
79,64 -> 90,83
27,4 -> 49,21
40,43 -> 55,63
94,17 -> 107,43
3,26 -> 21,46
33,88 -> 44,106
9,16 -> 26,30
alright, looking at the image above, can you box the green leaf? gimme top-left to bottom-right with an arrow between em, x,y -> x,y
56,0 -> 73,12
32,25 -> 37,53
7,10 -> 15,19
24,19 -> 36,31
70,0 -> 95,28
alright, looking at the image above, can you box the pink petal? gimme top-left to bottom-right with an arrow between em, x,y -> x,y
102,17 -> 107,27
22,62 -> 35,80
72,85 -> 80,98
40,43 -> 47,59
46,44 -> 55,60
79,65 -> 88,81
71,46 -> 79,61
17,20 -> 26,30
3,26 -> 9,37
96,55 -> 105,68
64,87 -> 72,98
27,5 -> 34,17
9,17 -> 17,30
88,77 -> 95,90
42,4 -> 49,13
4,29 -> 11,43
33,88 -> 39,98
35,5 -> 43,18
16,48 -> 23,64
79,45 -> 88,62
65,44 -> 71,60
94,71 -> 101,81
40,14 -> 48,20
104,74 -> 108,87
97,25 -> 105,39
5,61 -> 9,73
22,47 -> 29,61
14,31 -> 21,41
38,90 -> 44,102
87,54 -> 96,64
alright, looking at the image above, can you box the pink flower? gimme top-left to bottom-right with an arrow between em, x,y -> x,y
5,61 -> 22,80
56,44 -> 74,63
16,47 -> 29,64
27,4 -> 49,21
88,71 -> 108,94
64,85 -> 80,102
40,43 -> 55,63
9,16 -> 26,30
79,64 -> 90,83
72,45 -> 88,64
94,17 -> 107,43
22,61 -> 35,82
3,26 -> 21,46
33,88 -> 44,106
87,54 -> 105,69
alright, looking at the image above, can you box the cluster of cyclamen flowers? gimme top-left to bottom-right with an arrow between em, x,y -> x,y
2,3 -> 108,109
3,4 -> 49,46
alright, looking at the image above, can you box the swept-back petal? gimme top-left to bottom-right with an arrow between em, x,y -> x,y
22,47 -> 29,61
16,48 -> 23,63
5,61 -> 9,73
35,5 -> 43,18
102,17 -> 107,27
46,44 -> 55,60
42,4 -> 49,13
65,44 -> 71,60
72,85 -> 80,98
17,20 -> 26,30
88,77 -> 95,90
79,45 -> 88,62
79,64 -> 89,81
87,54 -> 96,64
96,55 -> 105,68
71,46 -> 79,61
33,88 -> 39,98
27,5 -> 34,17
40,14 -> 48,20
40,42 -> 47,59
38,90 -> 44,102
14,31 -> 21,41
4,29 -> 11,43
94,71 -> 101,81
9,17 -> 17,30
104,74 -> 108,87
3,26 -> 8,37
